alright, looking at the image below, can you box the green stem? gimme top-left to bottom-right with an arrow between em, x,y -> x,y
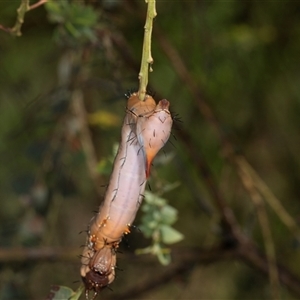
0,0 -> 48,36
138,0 -> 157,101
11,0 -> 30,36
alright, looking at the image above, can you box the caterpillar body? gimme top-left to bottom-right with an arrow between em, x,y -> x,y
81,93 -> 173,299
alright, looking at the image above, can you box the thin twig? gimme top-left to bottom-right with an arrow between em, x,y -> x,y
138,0 -> 157,101
57,51 -> 104,197
0,24 -> 10,33
237,156 -> 280,300
0,245 -> 299,297
154,26 -> 229,152
238,241 -> 300,297
29,0 -> 47,10
10,0 -> 30,36
0,247 -> 80,262
71,89 -> 103,197
244,159 -> 300,238
0,0 -> 48,36
173,124 -> 245,242
109,246 -> 238,300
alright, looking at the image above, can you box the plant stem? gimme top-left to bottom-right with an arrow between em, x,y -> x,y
11,0 -> 30,36
138,0 -> 157,101
0,0 -> 48,36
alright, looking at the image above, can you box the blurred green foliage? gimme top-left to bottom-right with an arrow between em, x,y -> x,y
0,1 -> 300,300
46,1 -> 98,45
137,189 -> 184,265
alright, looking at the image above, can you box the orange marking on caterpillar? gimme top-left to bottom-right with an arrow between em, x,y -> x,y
123,225 -> 131,235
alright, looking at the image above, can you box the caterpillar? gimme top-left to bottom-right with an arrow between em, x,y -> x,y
81,92 -> 173,299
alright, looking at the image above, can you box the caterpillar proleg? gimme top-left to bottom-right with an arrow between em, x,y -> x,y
81,92 -> 173,298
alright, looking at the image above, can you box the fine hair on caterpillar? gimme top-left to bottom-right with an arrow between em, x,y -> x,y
124,88 -> 156,100
81,92 -> 173,299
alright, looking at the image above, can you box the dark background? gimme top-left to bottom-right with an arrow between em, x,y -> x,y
0,1 -> 300,299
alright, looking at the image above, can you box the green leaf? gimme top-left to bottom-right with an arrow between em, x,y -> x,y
139,224 -> 153,237
46,285 -> 73,300
144,191 -> 166,206
160,225 -> 184,244
45,1 -> 99,45
45,2 -> 65,23
46,285 -> 84,300
157,250 -> 171,266
69,285 -> 85,300
139,186 -> 184,265
160,205 -> 178,224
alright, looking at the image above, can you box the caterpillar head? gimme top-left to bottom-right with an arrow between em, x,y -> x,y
82,270 -> 109,300
82,246 -> 116,299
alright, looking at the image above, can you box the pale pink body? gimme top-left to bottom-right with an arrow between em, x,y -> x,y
81,93 -> 173,298
88,95 -> 157,249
